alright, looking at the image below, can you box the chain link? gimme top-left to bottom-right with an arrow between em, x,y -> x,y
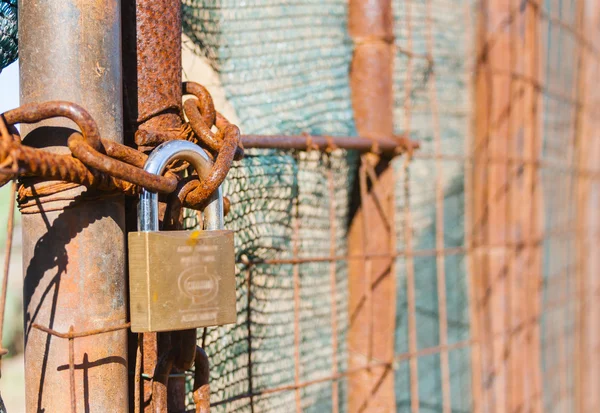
0,82 -> 241,211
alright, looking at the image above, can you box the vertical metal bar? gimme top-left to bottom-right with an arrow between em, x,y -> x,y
473,0 -> 519,411
134,333 -> 142,413
523,2 -> 543,410
474,1 -> 545,411
398,0 -> 420,410
246,265 -> 255,413
18,0 -> 128,411
347,0 -> 397,410
572,2 -> 587,411
575,3 -> 600,412
461,1 -> 484,411
472,1 -> 495,406
326,162 -> 339,413
550,0 -> 574,404
121,0 -> 184,410
486,0 -> 509,407
292,205 -> 302,413
357,163 -> 374,366
123,0 -> 182,135
68,326 -> 77,413
475,1 -> 502,411
506,1 -> 521,411
564,1 -> 586,410
583,3 -> 600,406
402,163 -> 419,413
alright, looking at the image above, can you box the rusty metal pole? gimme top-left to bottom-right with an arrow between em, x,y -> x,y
347,0 -> 397,411
472,0 -> 543,411
121,0 -> 186,411
576,4 -> 600,412
18,0 -> 128,411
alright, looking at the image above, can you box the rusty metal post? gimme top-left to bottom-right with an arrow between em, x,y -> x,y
472,0 -> 543,411
121,0 -> 186,411
347,0 -> 397,411
574,1 -> 594,411
123,0 -> 182,136
18,0 -> 128,411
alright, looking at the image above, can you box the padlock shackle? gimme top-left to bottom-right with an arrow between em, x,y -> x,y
138,140 -> 224,232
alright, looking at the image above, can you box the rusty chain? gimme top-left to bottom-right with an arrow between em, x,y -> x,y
0,82 -> 242,212
0,83 -> 232,412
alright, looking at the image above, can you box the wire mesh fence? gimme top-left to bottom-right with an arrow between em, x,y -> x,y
178,0 -> 600,411
0,0 -> 598,411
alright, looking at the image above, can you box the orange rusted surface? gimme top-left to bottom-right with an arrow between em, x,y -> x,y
347,0 -> 397,411
575,2 -> 600,412
122,1 -> 185,409
472,0 -> 543,411
18,0 -> 128,411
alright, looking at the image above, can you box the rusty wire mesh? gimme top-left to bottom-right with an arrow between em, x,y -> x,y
178,0 -> 600,412
536,0 -> 600,411
182,0 -> 357,411
392,0 -> 473,410
390,0 -> 600,412
183,150 -> 357,412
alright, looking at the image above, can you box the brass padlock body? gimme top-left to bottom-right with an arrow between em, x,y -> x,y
128,229 -> 236,332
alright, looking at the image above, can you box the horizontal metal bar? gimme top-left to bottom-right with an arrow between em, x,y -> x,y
241,134 -> 417,155
211,339 -> 473,407
236,225 -> 594,266
31,322 -> 131,339
140,372 -> 191,380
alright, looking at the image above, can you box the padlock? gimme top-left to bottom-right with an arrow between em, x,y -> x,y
128,140 -> 236,332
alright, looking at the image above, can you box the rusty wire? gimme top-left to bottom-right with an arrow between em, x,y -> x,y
29,322 -> 131,413
0,97 -> 414,215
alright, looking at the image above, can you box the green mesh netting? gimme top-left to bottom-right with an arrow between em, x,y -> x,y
0,0 -> 17,71
392,0 -> 473,411
184,152 -> 356,412
182,0 -> 356,410
182,0 -> 355,135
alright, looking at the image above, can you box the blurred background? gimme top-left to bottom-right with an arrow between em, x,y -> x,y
0,60 -> 25,412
